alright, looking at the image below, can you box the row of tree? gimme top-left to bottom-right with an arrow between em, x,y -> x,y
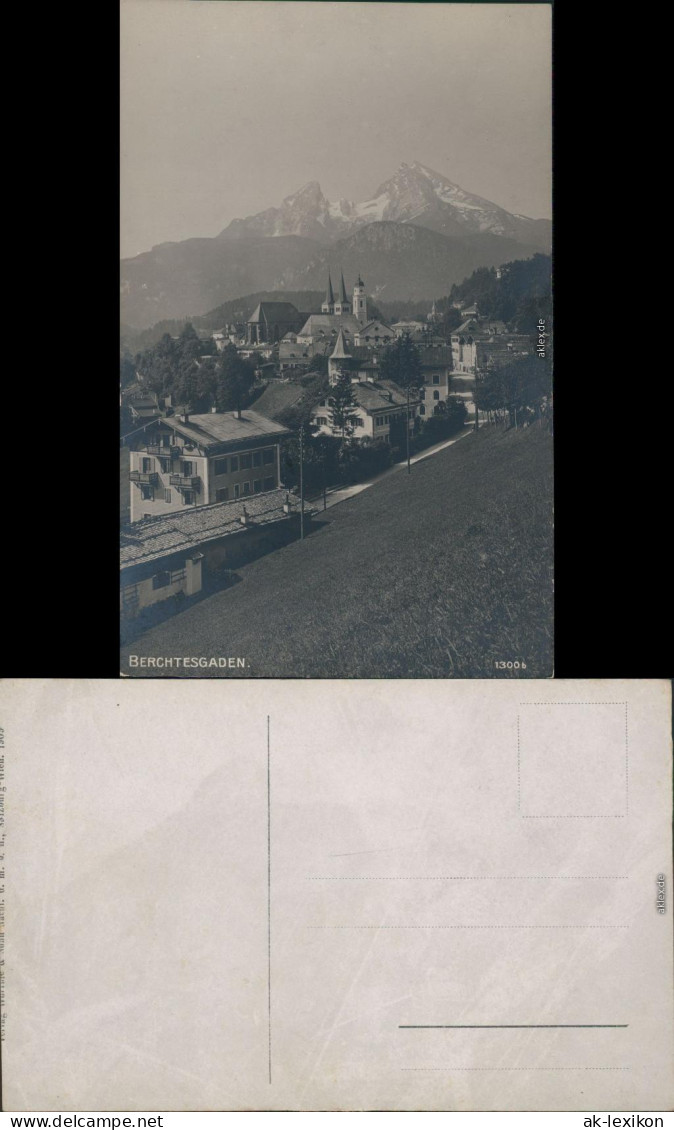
473,353 -> 552,429
131,325 -> 262,415
435,254 -> 552,333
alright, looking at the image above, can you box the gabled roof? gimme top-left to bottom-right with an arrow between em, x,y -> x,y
455,317 -> 508,337
157,411 -> 290,450
121,489 -> 299,571
248,301 -> 301,324
298,313 -> 362,337
419,347 -> 453,366
353,380 -> 412,412
311,379 -> 412,420
357,320 -> 394,335
249,383 -> 307,420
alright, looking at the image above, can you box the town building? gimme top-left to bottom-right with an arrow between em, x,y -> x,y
310,381 -> 416,444
417,347 -> 454,418
310,330 -> 418,443
353,320 -> 396,348
391,319 -> 427,337
450,316 -> 509,374
123,391 -> 162,424
121,489 -> 306,622
474,336 -> 534,370
127,410 -> 290,523
246,301 -> 304,345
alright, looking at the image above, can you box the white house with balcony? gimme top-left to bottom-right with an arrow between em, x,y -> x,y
127,410 -> 290,523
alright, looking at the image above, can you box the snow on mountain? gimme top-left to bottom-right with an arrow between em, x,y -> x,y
218,161 -> 551,250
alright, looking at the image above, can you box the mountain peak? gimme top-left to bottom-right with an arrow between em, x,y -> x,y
218,163 -> 551,252
283,180 -> 324,203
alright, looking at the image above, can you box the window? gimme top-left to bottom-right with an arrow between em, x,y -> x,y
234,483 -> 240,499
243,481 -> 251,495
432,375 -> 440,385
159,458 -> 171,473
164,489 -> 172,503
433,390 -> 440,400
419,405 -> 426,416
420,389 -> 425,400
253,451 -> 262,467
142,457 -> 152,473
214,457 -> 228,475
230,456 -> 239,472
183,490 -> 194,505
152,571 -> 171,590
182,460 -> 194,476
216,487 -> 229,502
263,448 -> 274,464
254,479 -> 262,493
141,486 -> 154,501
240,453 -> 252,470
316,416 -> 328,426
263,476 -> 274,491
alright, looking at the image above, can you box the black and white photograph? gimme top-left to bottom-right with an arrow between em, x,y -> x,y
119,1 -> 553,678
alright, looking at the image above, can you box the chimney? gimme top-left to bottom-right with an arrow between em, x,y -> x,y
240,504 -> 249,526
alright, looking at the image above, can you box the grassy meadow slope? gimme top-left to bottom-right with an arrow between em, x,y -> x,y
120,424 -> 553,679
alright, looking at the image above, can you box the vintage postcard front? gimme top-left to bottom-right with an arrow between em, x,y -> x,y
3,679 -> 672,1111
120,1 -> 553,678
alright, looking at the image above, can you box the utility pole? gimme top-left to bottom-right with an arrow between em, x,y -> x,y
323,447 -> 327,511
406,381 -> 411,474
299,425 -> 305,539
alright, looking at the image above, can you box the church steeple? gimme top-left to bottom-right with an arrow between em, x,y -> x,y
353,273 -> 368,324
321,272 -> 335,314
328,327 -> 353,383
333,270 -> 351,315
331,327 -> 351,359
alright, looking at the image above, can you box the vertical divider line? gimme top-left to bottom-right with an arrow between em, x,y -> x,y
517,714 -> 521,813
624,702 -> 629,816
267,713 -> 272,1084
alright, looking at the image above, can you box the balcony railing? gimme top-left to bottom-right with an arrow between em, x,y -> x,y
146,444 -> 180,457
129,471 -> 159,486
169,474 -> 201,491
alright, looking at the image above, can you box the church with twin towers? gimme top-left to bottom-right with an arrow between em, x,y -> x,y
293,270 -> 395,348
321,270 -> 368,323
246,270 -> 396,348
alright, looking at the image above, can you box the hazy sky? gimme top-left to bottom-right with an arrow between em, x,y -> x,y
121,1 -> 552,258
